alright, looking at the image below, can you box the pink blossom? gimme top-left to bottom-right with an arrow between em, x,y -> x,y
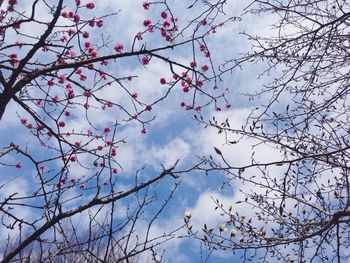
67,28 -> 76,36
13,22 -> 21,29
141,56 -> 149,65
47,79 -> 54,86
114,43 -> 124,52
74,141 -> 81,148
21,118 -> 27,124
8,0 -> 18,5
70,155 -> 77,162
201,18 -> 207,26
71,178 -> 77,184
73,14 -> 80,23
145,105 -> 152,111
15,161 -> 22,169
60,36 -> 67,43
57,58 -> 65,64
96,20 -> 103,27
112,168 -> 118,173
58,121 -> 65,127
85,42 -> 92,48
66,89 -> 75,99
90,50 -> 97,58
99,72 -> 107,80
160,28 -> 167,37
171,17 -> 178,23
82,31 -> 89,38
196,80 -> 203,87
86,2 -> 95,9
163,20 -> 170,28
202,64 -> 209,71
79,183 -> 85,189
35,99 -> 43,107
58,75 -> 65,84
136,32 -> 143,40
141,128 -> 147,134
110,147 -> 117,156
75,0 -> 81,6
190,61 -> 197,68
165,34 -> 172,41
67,50 -> 76,57
160,77 -> 166,85
88,20 -> 95,27
9,53 -> 18,66
142,2 -> 150,10
75,68 -> 82,75
161,11 -> 167,19
143,19 -> 151,27
132,92 -> 138,99
104,126 -> 111,133
147,26 -> 154,33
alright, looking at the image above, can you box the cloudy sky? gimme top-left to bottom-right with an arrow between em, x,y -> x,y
0,0 -> 284,262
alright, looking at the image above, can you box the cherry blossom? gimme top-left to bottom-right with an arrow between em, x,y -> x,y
70,155 -> 77,162
141,56 -> 149,65
143,19 -> 151,27
114,43 -> 124,52
58,121 -> 65,127
86,2 -> 95,9
15,161 -> 22,169
142,2 -> 150,10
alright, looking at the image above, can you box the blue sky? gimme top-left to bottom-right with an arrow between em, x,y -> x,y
0,1 -> 286,262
